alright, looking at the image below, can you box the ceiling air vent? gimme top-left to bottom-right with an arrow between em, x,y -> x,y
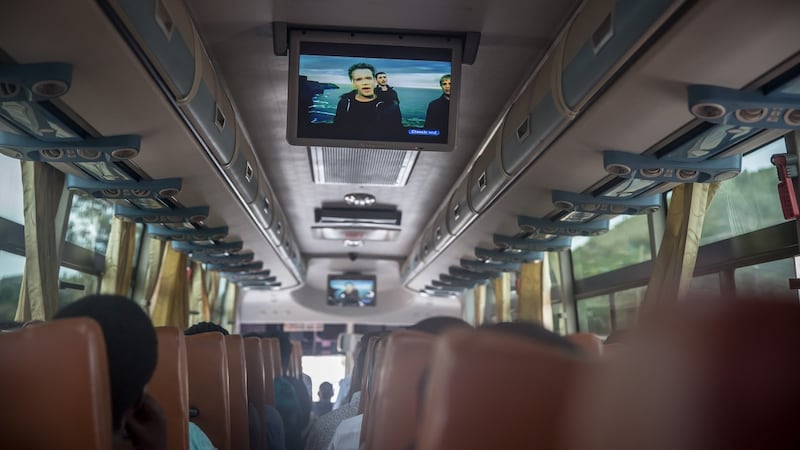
309,146 -> 418,186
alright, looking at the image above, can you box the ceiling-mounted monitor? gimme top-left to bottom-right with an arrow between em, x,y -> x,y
287,30 -> 462,151
327,274 -> 376,307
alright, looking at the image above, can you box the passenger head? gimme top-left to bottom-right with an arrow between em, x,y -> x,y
408,316 -> 471,335
184,321 -> 230,336
54,295 -> 158,432
318,382 -> 334,401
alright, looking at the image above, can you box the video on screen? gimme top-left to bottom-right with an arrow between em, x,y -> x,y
326,276 -> 376,307
297,48 -> 453,145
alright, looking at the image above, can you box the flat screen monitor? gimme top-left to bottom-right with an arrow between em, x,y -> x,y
287,30 -> 462,151
327,274 -> 376,307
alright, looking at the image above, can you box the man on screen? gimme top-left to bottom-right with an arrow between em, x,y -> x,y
333,63 -> 402,140
423,74 -> 451,137
339,283 -> 362,306
375,71 -> 400,106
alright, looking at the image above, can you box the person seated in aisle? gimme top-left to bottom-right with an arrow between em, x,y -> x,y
54,294 -> 166,450
268,330 -> 312,450
304,332 -> 377,450
313,382 -> 335,417
327,317 -> 472,450
185,321 -> 264,450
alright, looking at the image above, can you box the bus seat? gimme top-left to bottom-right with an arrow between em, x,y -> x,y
243,337 -> 267,449
416,328 -> 583,450
567,332 -> 604,356
186,332 -> 232,450
359,334 -> 389,444
260,338 -> 277,405
224,335 -> 250,450
0,318 -> 113,450
356,335 -> 379,414
363,330 -> 435,450
568,299 -> 800,450
148,327 -> 190,450
267,338 -> 283,377
291,340 -> 303,378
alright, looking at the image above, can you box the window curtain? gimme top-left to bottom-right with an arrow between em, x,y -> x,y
132,236 -> 165,311
222,282 -> 238,328
205,269 -> 220,320
461,288 -> 475,325
492,272 -> 512,322
517,257 -> 553,329
188,261 -> 211,324
642,182 -> 719,313
100,217 -> 137,296
15,161 -> 71,321
473,283 -> 486,326
149,243 -> 189,330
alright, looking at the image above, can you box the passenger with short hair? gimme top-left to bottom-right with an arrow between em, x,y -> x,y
54,294 -> 166,450
185,321 -> 230,336
313,382 -> 335,417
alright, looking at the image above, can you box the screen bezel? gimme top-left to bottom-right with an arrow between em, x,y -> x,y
326,274 -> 377,307
287,30 -> 463,152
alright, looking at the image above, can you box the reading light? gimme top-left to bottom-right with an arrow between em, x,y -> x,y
344,193 -> 376,207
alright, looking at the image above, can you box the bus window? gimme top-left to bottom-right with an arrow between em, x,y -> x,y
700,138 -> 790,245
66,193 -> 113,256
735,258 -> 796,301
571,214 -> 651,280
57,266 -> 99,308
0,157 -> 23,224
687,273 -> 721,300
577,295 -> 611,337
0,252 -> 24,321
612,286 -> 646,331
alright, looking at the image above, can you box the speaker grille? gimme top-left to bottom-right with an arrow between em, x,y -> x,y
309,147 -> 418,186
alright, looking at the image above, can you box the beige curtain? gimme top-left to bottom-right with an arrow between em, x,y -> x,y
517,257 -> 553,329
205,269 -> 220,319
223,282 -> 238,328
493,272 -> 512,323
15,161 -> 71,321
149,243 -> 190,330
188,261 -> 211,324
132,236 -> 165,310
642,182 -> 719,313
100,217 -> 137,296
473,283 -> 487,326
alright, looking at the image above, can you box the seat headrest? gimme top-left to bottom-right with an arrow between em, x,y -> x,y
363,330 -> 436,450
260,338 -> 277,405
568,300 -> 800,450
242,337 -> 267,449
416,328 -> 583,450
0,318 -> 113,450
185,332 -> 231,450
148,327 -> 190,450
224,335 -> 250,450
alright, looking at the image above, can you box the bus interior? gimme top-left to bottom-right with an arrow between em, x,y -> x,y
2,0 -> 800,449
